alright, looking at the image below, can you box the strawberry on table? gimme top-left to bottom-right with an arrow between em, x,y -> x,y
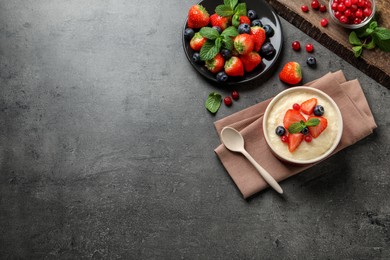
187,5 -> 210,29
279,62 -> 302,85
224,56 -> 244,77
190,32 -> 206,51
210,13 -> 229,30
240,51 -> 262,72
300,98 -> 318,115
233,34 -> 254,55
288,133 -> 304,152
250,26 -> 266,52
308,116 -> 328,138
205,53 -> 225,73
283,109 -> 306,129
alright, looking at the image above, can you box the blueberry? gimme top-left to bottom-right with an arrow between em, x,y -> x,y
212,26 -> 222,34
314,105 -> 324,116
220,49 -> 232,60
306,56 -> 317,68
260,42 -> 276,60
238,23 -> 250,34
275,126 -> 286,136
216,71 -> 228,83
251,19 -> 263,27
263,24 -> 274,37
184,28 -> 194,41
301,127 -> 309,135
192,52 -> 201,64
247,10 -> 258,20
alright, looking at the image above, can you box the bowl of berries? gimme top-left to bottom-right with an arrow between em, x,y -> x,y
182,0 -> 283,84
329,0 -> 375,29
262,87 -> 343,165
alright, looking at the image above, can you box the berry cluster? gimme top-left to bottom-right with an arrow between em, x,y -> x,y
223,90 -> 240,106
291,41 -> 317,68
330,0 -> 373,25
301,0 -> 329,27
184,3 -> 276,83
275,98 -> 327,152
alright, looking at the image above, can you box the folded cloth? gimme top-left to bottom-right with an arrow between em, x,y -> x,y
214,71 -> 377,199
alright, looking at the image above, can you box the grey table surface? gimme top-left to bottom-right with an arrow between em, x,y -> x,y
1,0 -> 389,259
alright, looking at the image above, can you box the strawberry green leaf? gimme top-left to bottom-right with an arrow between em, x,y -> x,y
288,121 -> 306,134
199,27 -> 220,40
200,40 -> 219,61
222,35 -> 234,50
349,31 -> 362,46
221,26 -> 238,37
205,92 -> 222,114
232,13 -> 240,27
234,3 -> 247,16
215,5 -> 234,17
305,118 -> 320,127
352,45 -> 363,57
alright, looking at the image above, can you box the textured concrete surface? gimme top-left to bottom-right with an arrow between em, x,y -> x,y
1,0 -> 389,259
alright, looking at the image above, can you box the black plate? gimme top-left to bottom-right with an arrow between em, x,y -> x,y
182,0 -> 283,85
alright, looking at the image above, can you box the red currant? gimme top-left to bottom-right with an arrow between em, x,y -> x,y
363,7 -> 372,17
320,18 -> 328,27
344,9 -> 352,17
311,0 -> 320,9
224,96 -> 232,106
354,17 -> 362,24
231,90 -> 239,100
306,43 -> 314,53
350,4 -> 358,12
292,41 -> 301,51
351,0 -> 358,4
337,3 -> 346,12
319,4 -> 327,12
365,0 -> 371,8
355,9 -> 363,18
357,0 -> 365,7
334,11 -> 342,19
293,103 -> 300,110
339,15 -> 348,23
281,135 -> 288,143
301,5 -> 309,12
344,0 -> 352,7
304,135 -> 312,142
331,2 -> 338,10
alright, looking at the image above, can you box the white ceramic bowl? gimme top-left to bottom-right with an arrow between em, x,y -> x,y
263,87 -> 343,165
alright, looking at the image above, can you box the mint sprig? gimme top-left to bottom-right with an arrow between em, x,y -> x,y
205,92 -> 222,113
349,21 -> 390,57
288,118 -> 320,134
199,26 -> 238,61
215,0 -> 247,27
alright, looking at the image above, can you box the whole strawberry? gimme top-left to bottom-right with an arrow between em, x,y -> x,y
240,51 -> 262,72
187,5 -> 210,29
210,13 -> 229,30
206,53 -> 225,73
225,57 -> 244,77
279,62 -> 302,85
250,26 -> 266,52
233,34 -> 254,55
190,32 -> 206,51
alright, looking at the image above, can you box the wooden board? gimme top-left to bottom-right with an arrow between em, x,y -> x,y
264,0 -> 390,88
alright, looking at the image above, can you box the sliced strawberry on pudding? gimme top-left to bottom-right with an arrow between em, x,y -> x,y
283,109 -> 306,129
308,116 -> 328,138
288,133 -> 304,152
300,98 -> 317,115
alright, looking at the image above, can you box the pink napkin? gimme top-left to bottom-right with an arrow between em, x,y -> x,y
214,71 -> 377,198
